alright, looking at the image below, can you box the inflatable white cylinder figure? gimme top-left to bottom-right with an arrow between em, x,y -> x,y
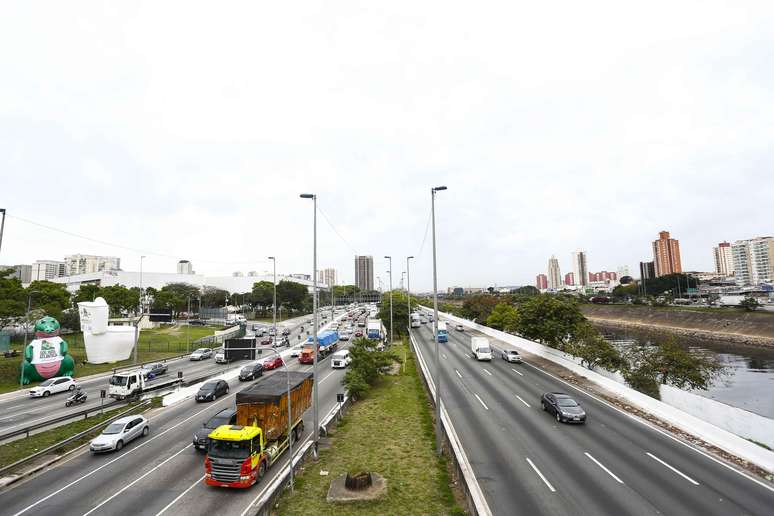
78,297 -> 137,363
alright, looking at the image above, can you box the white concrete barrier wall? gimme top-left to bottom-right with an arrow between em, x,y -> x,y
421,308 -> 774,473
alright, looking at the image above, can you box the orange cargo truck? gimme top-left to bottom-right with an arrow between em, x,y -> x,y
204,371 -> 313,488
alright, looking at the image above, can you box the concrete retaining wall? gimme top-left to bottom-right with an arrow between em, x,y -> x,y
422,308 -> 774,473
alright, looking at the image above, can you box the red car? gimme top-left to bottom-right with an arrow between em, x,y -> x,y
261,356 -> 284,370
260,336 -> 272,345
355,330 -> 363,337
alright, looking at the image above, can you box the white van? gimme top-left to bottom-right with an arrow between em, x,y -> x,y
471,337 -> 492,361
331,349 -> 352,369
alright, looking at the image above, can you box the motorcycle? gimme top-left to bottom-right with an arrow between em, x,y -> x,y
65,390 -> 87,407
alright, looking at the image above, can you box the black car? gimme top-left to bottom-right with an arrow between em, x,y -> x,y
195,380 -> 229,402
192,408 -> 237,451
141,362 -> 168,379
189,320 -> 206,326
541,392 -> 586,424
239,362 -> 264,381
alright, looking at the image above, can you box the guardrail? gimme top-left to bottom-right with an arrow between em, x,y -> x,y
0,400 -> 152,481
409,330 -> 492,516
0,399 -> 121,443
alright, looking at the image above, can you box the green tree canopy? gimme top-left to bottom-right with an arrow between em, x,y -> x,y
515,294 -> 585,350
566,323 -> 624,371
26,280 -> 71,320
276,280 -> 309,312
99,284 -> 140,316
0,269 -> 26,330
72,284 -> 101,306
461,294 -> 499,323
343,337 -> 397,398
641,273 -> 697,297
377,290 -> 412,338
201,286 -> 229,308
485,302 -> 520,332
251,281 -> 275,312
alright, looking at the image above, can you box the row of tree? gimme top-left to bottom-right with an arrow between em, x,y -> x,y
467,291 -> 723,399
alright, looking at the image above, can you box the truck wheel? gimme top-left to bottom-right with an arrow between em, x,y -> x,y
257,460 -> 266,479
541,401 -> 546,411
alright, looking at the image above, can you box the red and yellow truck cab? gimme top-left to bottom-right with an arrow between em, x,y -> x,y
204,424 -> 266,488
204,371 -> 313,489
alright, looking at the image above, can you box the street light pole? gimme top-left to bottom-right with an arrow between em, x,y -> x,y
300,193 -> 319,458
135,255 -> 145,365
384,256 -> 393,345
0,208 -> 6,255
407,256 -> 414,323
187,295 -> 191,353
269,257 -> 277,340
431,185 -> 447,455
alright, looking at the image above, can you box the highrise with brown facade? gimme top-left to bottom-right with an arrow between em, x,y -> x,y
652,231 -> 682,277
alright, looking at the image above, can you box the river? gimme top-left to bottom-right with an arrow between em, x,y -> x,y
599,327 -> 774,419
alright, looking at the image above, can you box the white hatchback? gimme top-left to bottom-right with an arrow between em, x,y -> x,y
29,376 -> 77,398
90,415 -> 149,453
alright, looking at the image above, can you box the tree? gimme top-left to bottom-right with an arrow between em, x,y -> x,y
201,286 -> 229,308
621,346 -> 662,399
566,323 -> 624,371
514,285 -> 539,296
26,280 -> 71,320
738,297 -> 760,312
0,268 -> 26,330
640,273 -> 697,297
377,290 -> 410,338
99,284 -> 140,316
251,281 -> 275,315
515,294 -> 586,350
652,337 -> 724,390
461,294 -> 499,323
343,337 -> 396,398
486,302 -> 520,332
72,284 -> 101,305
276,280 -> 309,313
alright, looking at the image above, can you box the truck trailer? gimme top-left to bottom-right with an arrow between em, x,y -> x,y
205,371 -> 313,488
367,319 -> 386,340
299,330 -> 339,364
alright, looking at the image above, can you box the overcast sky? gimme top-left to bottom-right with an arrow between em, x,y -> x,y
2,1 -> 773,291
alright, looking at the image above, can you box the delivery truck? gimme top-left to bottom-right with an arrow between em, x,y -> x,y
436,321 -> 448,343
205,371 -> 313,488
299,330 -> 339,364
367,319 -> 386,340
471,336 -> 492,361
108,368 -> 178,399
410,313 -> 421,328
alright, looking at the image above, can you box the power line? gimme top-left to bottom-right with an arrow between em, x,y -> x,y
415,206 -> 432,259
6,213 -> 268,266
317,203 -> 358,255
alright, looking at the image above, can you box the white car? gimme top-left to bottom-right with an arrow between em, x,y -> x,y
90,415 -> 149,453
214,351 -> 228,364
29,376 -> 77,397
331,350 -> 352,369
502,349 -> 522,363
455,324 -> 464,331
290,344 -> 304,358
190,348 -> 213,361
339,332 -> 351,341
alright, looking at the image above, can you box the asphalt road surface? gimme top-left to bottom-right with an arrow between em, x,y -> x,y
412,320 -> 774,516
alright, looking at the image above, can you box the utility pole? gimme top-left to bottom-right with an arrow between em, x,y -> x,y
431,185 -> 447,455
385,256 -> 393,345
269,257 -> 277,341
407,256 -> 414,323
0,208 -> 6,256
300,193 -> 319,458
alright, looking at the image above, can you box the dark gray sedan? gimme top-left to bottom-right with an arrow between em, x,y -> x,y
541,392 -> 586,424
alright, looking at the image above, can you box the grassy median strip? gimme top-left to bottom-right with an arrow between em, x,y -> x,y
275,341 -> 464,516
0,401 -> 149,470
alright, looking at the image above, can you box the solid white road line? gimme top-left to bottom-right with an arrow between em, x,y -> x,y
455,369 -> 463,379
81,444 -> 193,516
483,369 -> 492,376
515,395 -> 530,408
585,452 -> 624,484
319,371 -> 336,384
442,353 -> 448,359
511,368 -> 523,376
12,395 -> 236,516
520,360 -> 774,495
646,452 -> 700,485
154,474 -> 206,516
474,393 -> 489,410
526,458 -> 556,492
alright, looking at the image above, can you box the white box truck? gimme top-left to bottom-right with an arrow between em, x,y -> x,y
471,337 -> 492,361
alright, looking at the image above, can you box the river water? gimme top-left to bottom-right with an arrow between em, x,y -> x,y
599,327 -> 774,419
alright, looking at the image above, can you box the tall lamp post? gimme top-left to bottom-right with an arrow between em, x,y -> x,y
300,193 -> 319,458
20,290 -> 40,388
384,256 -> 393,345
431,185 -> 447,455
407,256 -> 414,321
134,255 -> 145,365
269,256 -> 277,341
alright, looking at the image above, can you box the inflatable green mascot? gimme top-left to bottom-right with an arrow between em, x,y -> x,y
21,316 -> 75,384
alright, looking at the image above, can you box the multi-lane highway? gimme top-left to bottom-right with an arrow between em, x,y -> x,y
412,319 -> 774,516
0,314 -> 314,441
0,312 -> 352,516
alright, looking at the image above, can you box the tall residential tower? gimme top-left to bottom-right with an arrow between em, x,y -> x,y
652,231 -> 682,277
354,255 -> 374,291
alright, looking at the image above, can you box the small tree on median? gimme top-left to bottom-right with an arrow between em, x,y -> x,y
343,337 -> 397,398
485,302 -> 519,332
738,297 -> 760,312
566,323 -> 624,371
